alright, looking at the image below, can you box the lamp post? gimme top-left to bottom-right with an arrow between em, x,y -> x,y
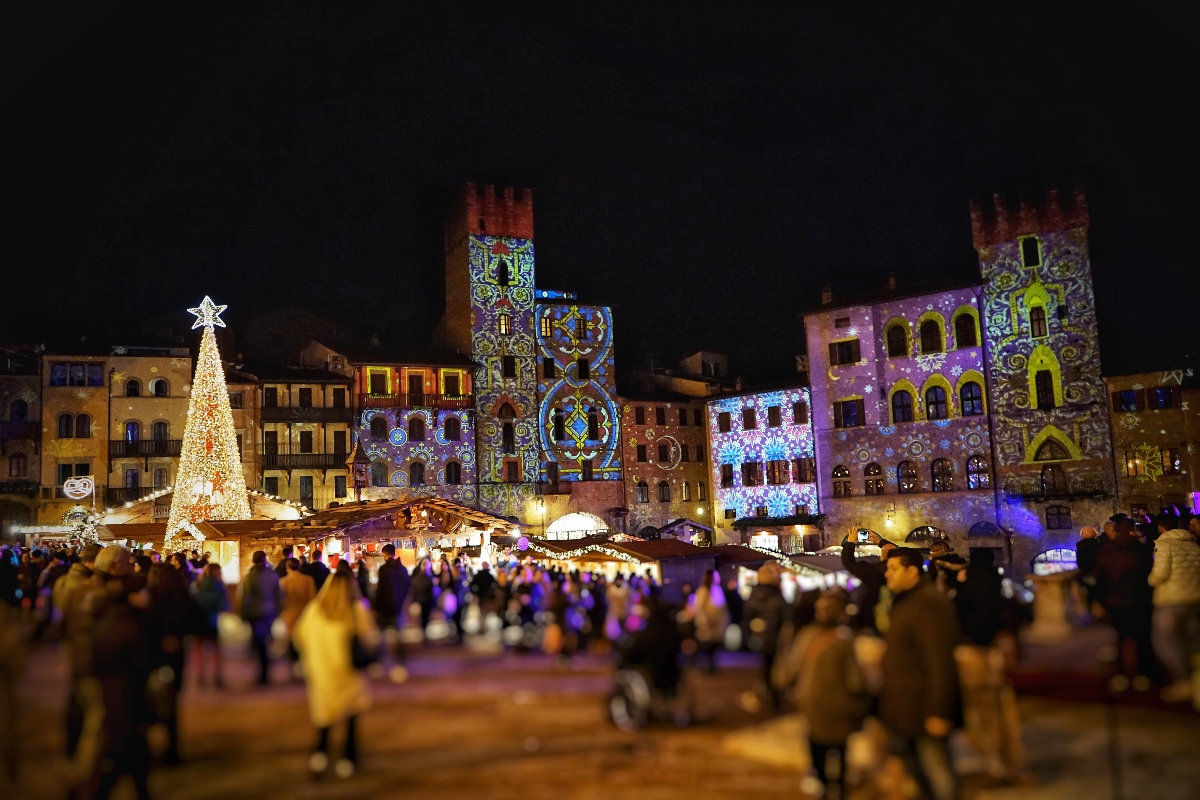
346,438 -> 370,502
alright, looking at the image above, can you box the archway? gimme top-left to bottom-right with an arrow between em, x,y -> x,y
545,511 -> 609,541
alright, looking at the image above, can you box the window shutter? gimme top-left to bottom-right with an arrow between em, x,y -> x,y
855,399 -> 865,426
1111,391 -> 1122,413
828,342 -> 838,366
1138,389 -> 1149,411
833,401 -> 843,428
851,339 -> 861,362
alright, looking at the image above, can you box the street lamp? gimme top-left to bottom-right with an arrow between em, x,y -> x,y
346,438 -> 370,502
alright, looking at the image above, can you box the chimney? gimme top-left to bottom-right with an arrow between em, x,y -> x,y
887,273 -> 896,290
820,285 -> 833,305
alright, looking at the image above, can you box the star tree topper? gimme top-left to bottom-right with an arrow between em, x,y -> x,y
188,296 -> 228,330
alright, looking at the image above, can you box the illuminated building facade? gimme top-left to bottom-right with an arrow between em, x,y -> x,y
36,351 -> 111,524
1,347 -> 41,536
620,394 -> 711,537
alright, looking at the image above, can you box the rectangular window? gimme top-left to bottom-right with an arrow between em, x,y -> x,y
636,445 -> 648,462
742,408 -> 757,430
1115,390 -> 1139,412
766,460 -> 790,485
50,363 -> 67,386
87,364 -> 104,386
724,509 -> 736,520
228,391 -> 244,409
332,388 -> 346,408
658,443 -> 670,462
828,339 -> 861,366
835,316 -> 850,329
717,412 -> 731,433
1162,448 -> 1182,475
263,431 -> 278,456
581,459 -> 593,481
634,406 -> 646,425
720,464 -> 734,488
332,430 -> 347,454
678,408 -> 688,426
693,409 -> 703,426
264,476 -> 279,496
696,445 -> 705,462
504,459 -> 520,483
1151,387 -> 1174,409
299,431 -> 313,453
298,388 -> 313,407
576,317 -> 589,339
679,444 -> 690,462
577,358 -> 590,380
767,406 -> 782,427
443,373 -> 461,397
334,475 -> 347,498
540,316 -> 552,338
1035,370 -> 1055,410
545,462 -> 559,486
1021,236 -> 1040,267
263,387 -> 278,408
655,407 -> 666,426
57,463 -> 74,485
741,462 -> 763,487
543,357 -> 557,379
833,399 -> 864,428
792,458 -> 816,483
69,364 -> 85,386
368,371 -> 388,395
498,313 -> 512,335
502,356 -> 517,379
1125,450 -> 1146,477
793,402 -> 809,424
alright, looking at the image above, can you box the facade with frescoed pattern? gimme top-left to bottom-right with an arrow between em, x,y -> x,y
621,394 -> 711,536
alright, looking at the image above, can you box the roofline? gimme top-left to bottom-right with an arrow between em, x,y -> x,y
703,382 -> 810,402
800,278 -> 984,315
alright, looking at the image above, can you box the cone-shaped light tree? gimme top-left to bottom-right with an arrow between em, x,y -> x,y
164,297 -> 251,551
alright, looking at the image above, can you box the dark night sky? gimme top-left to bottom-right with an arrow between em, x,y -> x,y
4,2 -> 1194,380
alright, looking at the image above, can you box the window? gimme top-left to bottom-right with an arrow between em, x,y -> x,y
792,458 -> 816,483
693,409 -> 703,426
897,460 -> 918,494
125,421 -> 140,441
892,391 -> 914,423
1163,448 -> 1182,476
1030,306 -> 1048,338
332,388 -> 346,408
152,421 -> 168,440
636,445 -> 648,462
125,379 -> 140,397
502,423 -> 515,454
298,388 -> 313,407
1034,370 -> 1055,410
501,356 -> 517,379
446,461 -> 462,485
150,378 -> 168,397
9,453 -> 26,477
496,258 -> 510,286
153,468 -> 167,489
540,316 -> 551,338
742,408 -> 756,430
229,391 -> 244,408
543,357 -> 557,379
636,480 -> 650,503
961,382 -> 983,416
370,416 -> 387,440
408,461 -> 425,486
655,407 -> 666,426
886,324 -> 908,358
263,476 -> 280,495
742,462 -> 763,487
1021,236 -> 1040,267
88,365 -> 104,386
498,313 -> 512,335
581,459 -> 593,481
834,399 -> 864,428
931,458 -> 954,492
408,417 -> 426,441
682,482 -> 691,501
679,444 -> 690,462
49,363 -> 68,386
724,509 -> 736,520
919,320 -> 942,353
444,416 -> 461,441
587,408 -> 600,440
334,476 -> 347,498
832,465 -> 851,497
954,314 -> 978,347
766,460 -> 790,485
576,317 -> 589,339
767,406 -> 782,427
56,464 -> 77,485
552,410 -> 566,442
829,338 -> 861,366
696,445 -> 705,462
1115,390 -> 1139,412
1035,438 -> 1070,462
720,464 -> 734,488
577,358 -> 590,380
1041,464 -> 1068,496
299,431 -> 313,453
1125,450 -> 1146,476
74,415 -> 91,438
678,408 -> 688,426
925,386 -> 949,420
123,468 -> 139,490
835,316 -> 850,328
1151,387 -> 1174,409
1057,303 -> 1069,321
545,462 -> 559,486
1046,504 -> 1072,530
658,481 -> 671,502
263,431 -> 278,456
263,387 -> 278,407
864,462 -> 884,495
9,400 -> 28,422
697,481 -> 707,501
58,413 -> 73,438
755,505 -> 769,518
332,430 -> 347,454
635,406 -> 646,425
370,462 -> 387,487
658,443 -> 670,462
717,412 -> 731,433
792,402 -> 809,424
967,456 -> 991,490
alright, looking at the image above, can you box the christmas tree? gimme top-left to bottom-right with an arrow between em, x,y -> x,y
164,296 -> 251,551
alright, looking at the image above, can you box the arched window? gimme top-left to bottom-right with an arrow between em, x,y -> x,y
954,313 -> 977,347
636,481 -> 649,503
125,379 -> 140,397
445,460 -> 462,485
960,382 -> 984,416
1029,306 -> 1048,338
151,421 -> 169,440
697,481 -> 707,501
1041,464 -> 1067,496
864,462 -> 884,495
931,458 -> 954,492
886,324 -> 908,357
125,421 -> 140,442
897,460 -> 918,494
150,379 -> 169,397
498,403 -> 516,419
408,416 -> 426,442
75,414 -> 91,438
58,413 -> 74,438
1045,505 -> 1072,530
587,408 -> 600,441
9,453 -> 26,477
919,320 -> 942,353
9,400 -> 28,422
832,464 -> 851,497
658,480 -> 671,502
967,455 -> 991,490
925,386 -> 949,420
892,390 -> 913,423
552,410 -> 565,441
496,258 -> 510,286
369,416 -> 387,440
153,468 -> 167,489
409,461 -> 425,486
370,462 -> 388,487
1034,439 -> 1070,462
682,481 -> 691,501
444,416 -> 461,442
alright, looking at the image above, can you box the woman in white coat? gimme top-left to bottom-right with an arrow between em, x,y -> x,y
292,567 -> 380,778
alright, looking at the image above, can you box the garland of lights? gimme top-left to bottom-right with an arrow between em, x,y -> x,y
60,508 -> 100,544
524,540 -> 646,565
741,543 -> 824,576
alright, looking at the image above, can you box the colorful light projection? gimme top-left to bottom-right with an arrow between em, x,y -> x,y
707,387 -> 817,521
357,407 -> 476,505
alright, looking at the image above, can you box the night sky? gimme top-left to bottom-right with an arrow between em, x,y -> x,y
5,3 -> 1193,380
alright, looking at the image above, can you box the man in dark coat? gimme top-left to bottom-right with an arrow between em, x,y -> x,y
303,549 -> 330,592
1075,525 -> 1102,604
239,550 -> 282,686
744,562 -> 789,711
1094,515 -> 1156,678
841,529 -> 897,632
880,547 -> 960,800
274,545 -> 293,579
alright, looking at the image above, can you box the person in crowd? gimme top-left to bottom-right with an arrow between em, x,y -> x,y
470,561 -> 499,616
355,558 -> 371,600
618,593 -> 684,708
291,568 -> 379,779
372,544 -> 411,664
410,558 -> 435,634
841,529 -> 897,632
1075,525 -> 1102,605
239,550 -> 282,686
744,562 -> 789,711
191,562 -> 228,688
689,570 -> 728,673
928,541 -> 967,591
275,545 -> 294,579
953,549 -> 1004,647
53,543 -> 101,628
879,547 -> 960,800
145,563 -> 200,765
772,588 -> 868,799
168,552 -> 195,586
1093,514 -> 1156,679
1187,513 -> 1200,543
303,549 -> 330,592
280,558 -> 317,643
1148,512 -> 1200,702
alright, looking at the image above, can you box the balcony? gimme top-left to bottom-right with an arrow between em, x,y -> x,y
260,406 -> 355,423
0,479 -> 39,498
106,486 -> 159,505
261,452 -> 349,470
0,421 -> 40,443
109,439 -> 183,458
358,393 -> 473,410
